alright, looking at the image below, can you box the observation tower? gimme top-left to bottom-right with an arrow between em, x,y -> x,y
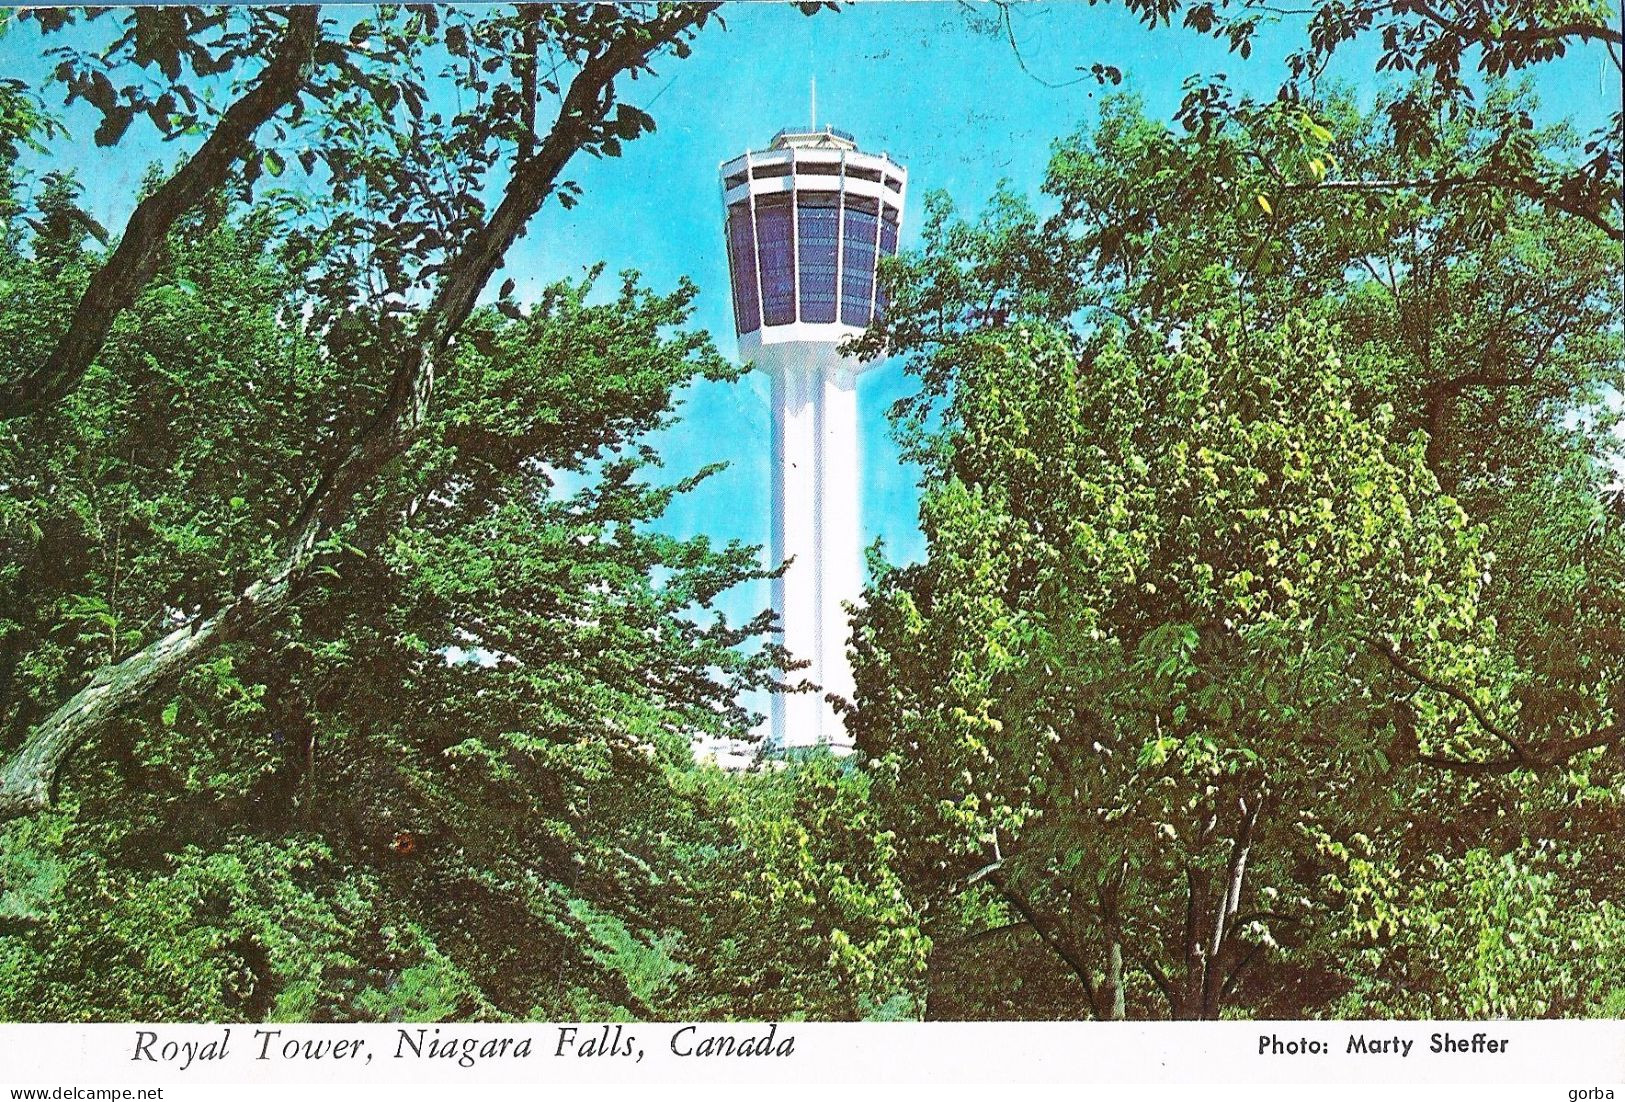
719,124 -> 907,750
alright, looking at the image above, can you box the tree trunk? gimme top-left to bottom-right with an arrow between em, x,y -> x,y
1104,938 -> 1126,1020
1097,861 -> 1129,1020
1165,789 -> 1266,1020
0,569 -> 293,817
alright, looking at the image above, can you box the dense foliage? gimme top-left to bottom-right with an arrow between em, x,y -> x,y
0,175 -> 791,1018
843,84 -> 1624,1018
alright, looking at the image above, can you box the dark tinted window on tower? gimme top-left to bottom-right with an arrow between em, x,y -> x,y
840,195 -> 879,326
797,192 -> 839,323
875,205 -> 900,317
756,194 -> 796,327
879,204 -> 900,255
726,204 -> 760,335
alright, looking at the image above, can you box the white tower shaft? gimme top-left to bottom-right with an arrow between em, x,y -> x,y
765,344 -> 861,747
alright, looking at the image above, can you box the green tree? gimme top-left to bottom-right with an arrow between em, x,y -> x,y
843,86 -> 1622,1020
663,753 -> 929,1021
0,3 -> 732,820
987,0 -> 1622,239
0,169 -> 779,1018
849,314 -> 1498,1018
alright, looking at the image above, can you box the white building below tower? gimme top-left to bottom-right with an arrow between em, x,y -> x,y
719,126 -> 907,750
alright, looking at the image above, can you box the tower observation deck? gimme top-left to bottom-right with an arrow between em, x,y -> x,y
720,126 -> 907,750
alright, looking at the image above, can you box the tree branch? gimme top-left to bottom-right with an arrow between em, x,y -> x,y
1220,940 -> 1265,1003
949,920 -> 1032,947
1369,638 -> 1625,775
1395,0 -> 1624,52
1366,635 -> 1530,762
0,6 -> 322,420
985,868 -> 1103,1017
1280,175 -> 1622,242
1416,718 -> 1625,776
1137,952 -> 1176,1015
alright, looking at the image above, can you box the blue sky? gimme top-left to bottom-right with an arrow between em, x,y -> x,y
517,2 -> 1267,585
498,0 -> 1615,628
6,2 -> 1618,633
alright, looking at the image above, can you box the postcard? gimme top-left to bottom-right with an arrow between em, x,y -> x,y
0,1 -> 1620,1095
